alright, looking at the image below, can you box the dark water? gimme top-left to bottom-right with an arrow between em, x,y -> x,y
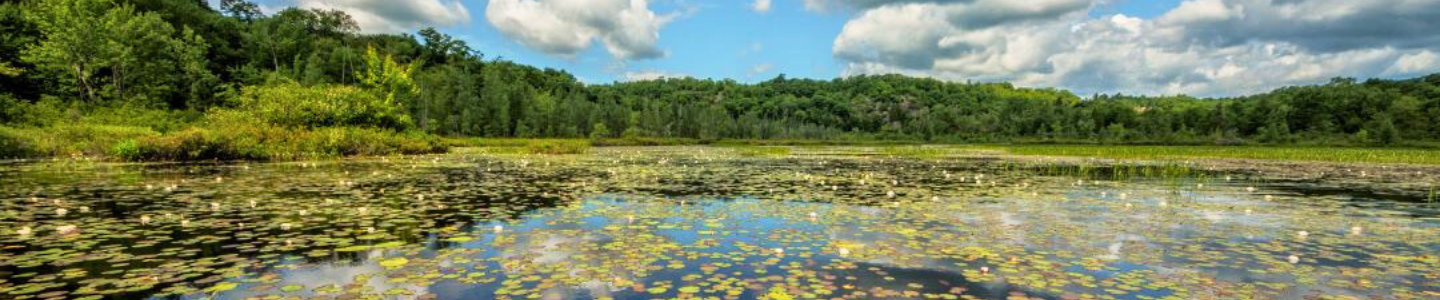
1,150 -> 1437,300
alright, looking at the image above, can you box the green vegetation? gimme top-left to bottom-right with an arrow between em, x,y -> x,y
1,0 -> 1438,161
880,146 -> 953,159
731,146 -> 791,157
464,138 -> 591,155
999,145 -> 1440,165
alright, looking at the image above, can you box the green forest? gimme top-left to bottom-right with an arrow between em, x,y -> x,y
2,0 -> 1439,160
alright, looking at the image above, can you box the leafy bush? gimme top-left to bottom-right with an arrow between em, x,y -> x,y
119,125 -> 443,162
228,83 -> 414,131
81,105 -> 203,132
0,126 -> 34,158
0,97 -> 68,127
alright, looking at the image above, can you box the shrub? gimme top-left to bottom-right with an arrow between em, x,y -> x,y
110,139 -> 141,160
0,126 -> 34,158
119,125 -> 445,162
229,83 -> 414,131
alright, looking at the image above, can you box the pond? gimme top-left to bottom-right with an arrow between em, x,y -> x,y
2,148 -> 1437,300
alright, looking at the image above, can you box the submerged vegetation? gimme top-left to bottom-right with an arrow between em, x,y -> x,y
2,0 -> 1440,161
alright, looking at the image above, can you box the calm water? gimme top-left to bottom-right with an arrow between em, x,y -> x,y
1,149 -> 1437,300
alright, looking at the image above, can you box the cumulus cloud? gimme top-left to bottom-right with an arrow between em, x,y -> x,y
486,0 -> 674,60
753,0 -> 772,13
293,0 -> 470,33
830,0 -> 1440,97
622,70 -> 689,82
1386,51 -> 1440,76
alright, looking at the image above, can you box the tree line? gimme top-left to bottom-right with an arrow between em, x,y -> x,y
2,0 -> 1438,146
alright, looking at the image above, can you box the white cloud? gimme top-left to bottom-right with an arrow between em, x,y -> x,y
749,64 -> 774,76
1385,51 -> 1440,76
293,0 -> 470,34
753,0 -> 772,13
622,70 -> 689,82
830,0 -> 1440,97
486,0 -> 675,60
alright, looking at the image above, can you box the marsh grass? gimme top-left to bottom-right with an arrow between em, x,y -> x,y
466,138 -> 592,155
880,146 -> 952,159
730,146 -> 791,157
1001,145 -> 1440,165
1429,186 -> 1437,203
0,124 -> 159,158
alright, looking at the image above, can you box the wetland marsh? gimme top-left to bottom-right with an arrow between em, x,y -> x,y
1,147 -> 1437,300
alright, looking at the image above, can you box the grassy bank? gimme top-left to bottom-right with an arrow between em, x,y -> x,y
996,145 -> 1440,165
460,138 -> 592,155
0,84 -> 447,161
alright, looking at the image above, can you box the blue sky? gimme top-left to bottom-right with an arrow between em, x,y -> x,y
241,0 -> 1439,96
461,0 -> 854,83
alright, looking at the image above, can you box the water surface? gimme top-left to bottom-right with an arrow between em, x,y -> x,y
1,149 -> 1437,300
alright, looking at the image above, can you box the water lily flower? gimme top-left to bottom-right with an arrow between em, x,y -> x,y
55,225 -> 78,235
56,208 -> 68,217
838,248 -> 850,256
141,215 -> 151,225
980,266 -> 990,275
17,226 -> 32,236
1287,255 -> 1300,264
1351,226 -> 1363,235
494,225 -> 504,233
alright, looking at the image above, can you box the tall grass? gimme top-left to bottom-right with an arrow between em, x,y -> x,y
0,124 -> 160,158
732,146 -> 791,157
880,146 -> 950,159
1002,145 -> 1440,165
463,138 -> 592,155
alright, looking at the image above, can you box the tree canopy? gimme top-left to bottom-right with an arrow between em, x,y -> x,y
2,0 -> 1438,146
